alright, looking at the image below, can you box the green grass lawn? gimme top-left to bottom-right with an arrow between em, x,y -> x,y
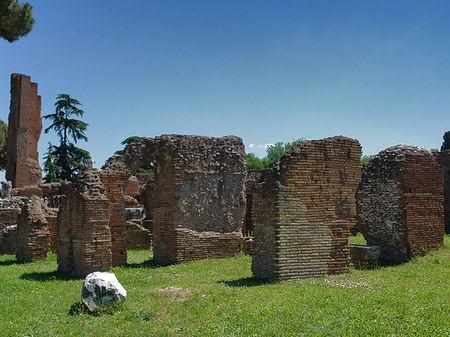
1,236 -> 450,336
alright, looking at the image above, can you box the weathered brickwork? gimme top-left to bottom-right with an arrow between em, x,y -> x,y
357,145 -> 444,263
0,225 -> 17,255
100,171 -> 128,266
57,171 -> 112,277
6,73 -> 42,188
251,136 -> 362,280
244,169 -> 272,236
16,196 -> 50,263
124,221 -> 152,250
435,150 -> 450,234
0,197 -> 27,231
103,135 -> 246,265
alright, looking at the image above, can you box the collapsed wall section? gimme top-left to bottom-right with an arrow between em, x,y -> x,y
251,136 -> 362,280
6,73 -> 42,188
357,145 -> 444,263
57,171 -> 112,277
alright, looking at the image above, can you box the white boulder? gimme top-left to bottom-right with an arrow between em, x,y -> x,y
81,271 -> 127,312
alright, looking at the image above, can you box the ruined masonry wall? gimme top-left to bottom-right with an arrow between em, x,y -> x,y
103,135 -> 246,265
357,145 -> 444,263
6,74 -> 42,188
57,171 -> 112,277
252,136 -> 362,280
16,196 -> 50,262
436,150 -> 450,234
100,171 -> 128,266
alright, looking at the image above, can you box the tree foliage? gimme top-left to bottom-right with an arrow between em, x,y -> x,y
361,155 -> 375,166
246,139 -> 306,170
0,0 -> 34,42
43,94 -> 91,182
0,119 -> 7,170
441,131 -> 450,152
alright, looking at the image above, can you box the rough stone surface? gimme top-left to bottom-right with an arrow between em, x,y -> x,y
251,136 -> 362,280
0,225 -> 17,255
82,271 -> 127,312
6,73 -> 42,188
16,196 -> 50,263
103,134 -> 246,264
57,171 -> 113,277
357,145 -> 444,263
435,150 -> 450,234
244,169 -> 272,237
124,221 -> 152,250
349,244 -> 381,269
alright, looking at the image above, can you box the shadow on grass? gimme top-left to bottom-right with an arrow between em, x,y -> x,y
20,270 -> 81,282
0,259 -> 19,266
219,277 -> 279,288
123,258 -> 168,269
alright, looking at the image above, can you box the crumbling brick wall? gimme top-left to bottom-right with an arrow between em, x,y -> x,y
0,225 -> 17,255
16,196 -> 50,262
251,136 -> 362,280
124,221 -> 152,250
435,150 -> 450,234
57,171 -> 112,277
0,197 -> 27,232
357,145 -> 444,263
100,171 -> 128,266
103,135 -> 246,265
244,169 -> 272,237
6,73 -> 42,188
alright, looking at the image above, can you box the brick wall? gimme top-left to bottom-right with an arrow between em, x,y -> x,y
100,171 -> 128,266
104,135 -> 246,264
357,145 -> 444,263
57,171 -> 112,277
16,196 -> 50,262
6,73 -> 42,188
251,136 -> 362,280
435,150 -> 450,234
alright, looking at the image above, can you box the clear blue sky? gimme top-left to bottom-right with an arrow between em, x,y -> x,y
1,0 -> 450,170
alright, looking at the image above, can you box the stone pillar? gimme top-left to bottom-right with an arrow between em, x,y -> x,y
6,73 -> 42,188
57,171 -> 112,277
16,196 -> 50,263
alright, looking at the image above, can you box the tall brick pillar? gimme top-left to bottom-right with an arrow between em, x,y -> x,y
6,73 -> 43,188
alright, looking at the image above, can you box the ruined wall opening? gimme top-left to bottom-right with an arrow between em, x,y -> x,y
102,134 -> 247,265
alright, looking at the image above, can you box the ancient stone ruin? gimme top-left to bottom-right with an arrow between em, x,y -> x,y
435,150 -> 450,234
103,134 -> 246,265
6,73 -> 42,188
251,136 -> 362,280
357,145 -> 444,263
57,170 -> 113,277
16,196 -> 50,263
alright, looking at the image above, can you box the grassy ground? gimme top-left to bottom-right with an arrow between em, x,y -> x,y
1,237 -> 450,336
